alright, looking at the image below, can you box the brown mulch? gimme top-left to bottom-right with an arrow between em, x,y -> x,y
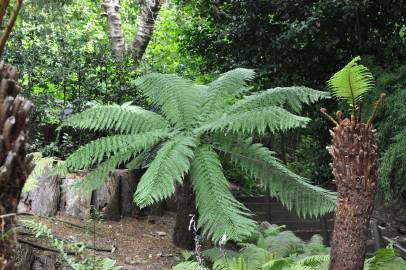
19,213 -> 181,270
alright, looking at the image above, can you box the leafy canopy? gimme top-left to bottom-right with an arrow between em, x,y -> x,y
58,68 -> 334,242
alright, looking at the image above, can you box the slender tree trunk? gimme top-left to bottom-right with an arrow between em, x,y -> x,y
101,0 -> 127,56
0,64 -> 33,270
173,175 -> 195,249
328,119 -> 378,270
131,0 -> 163,67
101,0 -> 164,67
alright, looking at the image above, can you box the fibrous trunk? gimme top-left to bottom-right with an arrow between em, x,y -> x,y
328,119 -> 378,270
0,64 -> 33,270
172,175 -> 195,249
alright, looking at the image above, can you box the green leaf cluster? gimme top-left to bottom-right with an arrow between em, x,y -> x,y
57,68 -> 334,242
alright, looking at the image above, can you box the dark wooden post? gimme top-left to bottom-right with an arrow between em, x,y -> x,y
370,219 -> 383,251
264,186 -> 271,222
320,215 -> 331,246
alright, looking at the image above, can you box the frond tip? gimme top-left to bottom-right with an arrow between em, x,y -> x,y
327,56 -> 374,114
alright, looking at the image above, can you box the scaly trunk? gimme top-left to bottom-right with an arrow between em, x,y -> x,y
131,0 -> 163,67
0,64 -> 33,270
101,0 -> 127,56
328,119 -> 378,270
172,175 -> 195,249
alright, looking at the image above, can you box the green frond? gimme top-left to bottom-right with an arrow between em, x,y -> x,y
134,136 -> 198,208
171,261 -> 202,270
266,230 -> 305,258
215,140 -> 336,218
190,145 -> 256,242
298,255 -> 330,268
327,56 -> 374,110
202,248 -> 240,263
230,87 -> 329,114
134,73 -> 201,128
202,68 -> 256,113
196,107 -> 310,136
55,131 -> 169,175
68,146 -> 138,192
59,104 -> 168,134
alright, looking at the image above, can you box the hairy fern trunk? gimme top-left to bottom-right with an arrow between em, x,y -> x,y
0,65 -> 33,269
328,119 -> 378,270
173,175 -> 195,249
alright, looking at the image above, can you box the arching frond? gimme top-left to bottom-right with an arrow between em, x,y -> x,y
55,131 -> 169,174
298,255 -> 330,268
327,56 -> 374,111
215,140 -> 336,218
134,73 -> 201,128
171,261 -> 201,270
134,136 -> 198,208
196,107 -> 310,135
202,68 -> 255,113
60,104 -> 168,134
68,146 -> 138,192
230,87 -> 329,114
190,145 -> 256,242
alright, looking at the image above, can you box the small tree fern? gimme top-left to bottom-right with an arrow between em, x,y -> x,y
57,68 -> 335,243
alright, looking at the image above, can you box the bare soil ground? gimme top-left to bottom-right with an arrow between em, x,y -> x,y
19,213 -> 181,270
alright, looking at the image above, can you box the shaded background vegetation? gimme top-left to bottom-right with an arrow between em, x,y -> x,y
4,0 -> 406,200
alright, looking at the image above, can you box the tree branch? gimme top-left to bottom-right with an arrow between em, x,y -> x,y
0,0 -> 22,58
131,0 -> 164,68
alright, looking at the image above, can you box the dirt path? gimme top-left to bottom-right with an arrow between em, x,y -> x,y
20,213 -> 181,269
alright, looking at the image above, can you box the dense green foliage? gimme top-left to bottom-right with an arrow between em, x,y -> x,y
364,64 -> 406,200
57,69 -> 335,242
175,0 -> 406,191
171,225 -> 406,270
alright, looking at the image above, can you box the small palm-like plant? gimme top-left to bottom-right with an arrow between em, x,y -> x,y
57,68 -> 335,248
321,57 -> 385,270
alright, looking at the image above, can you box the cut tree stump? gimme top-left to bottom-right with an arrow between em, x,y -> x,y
92,171 -> 121,220
15,243 -> 33,270
59,176 -> 92,219
119,169 -> 142,217
18,166 -> 61,217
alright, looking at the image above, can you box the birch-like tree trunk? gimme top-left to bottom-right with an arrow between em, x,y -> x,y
102,0 -> 164,66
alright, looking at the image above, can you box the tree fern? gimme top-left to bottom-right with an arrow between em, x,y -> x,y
134,136 -> 198,208
327,56 -> 374,113
60,104 -> 168,134
69,146 -> 139,191
197,107 -> 310,135
214,139 -> 336,218
202,68 -> 255,113
190,145 -> 256,242
56,131 -> 170,174
134,73 -> 202,128
59,68 -> 334,245
230,87 -> 329,114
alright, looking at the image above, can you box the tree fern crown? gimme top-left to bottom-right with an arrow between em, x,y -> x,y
58,68 -> 334,243
327,56 -> 374,113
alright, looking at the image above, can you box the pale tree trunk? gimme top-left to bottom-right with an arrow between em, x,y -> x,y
102,0 -> 164,67
101,0 -> 127,56
131,0 -> 163,67
328,119 -> 378,270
